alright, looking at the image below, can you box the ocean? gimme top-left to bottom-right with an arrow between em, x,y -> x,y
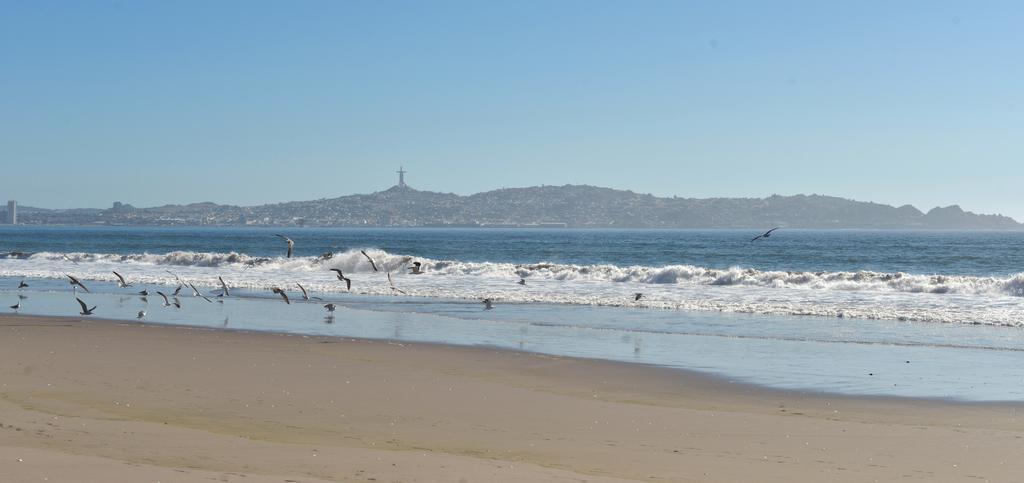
2,226 -> 1024,400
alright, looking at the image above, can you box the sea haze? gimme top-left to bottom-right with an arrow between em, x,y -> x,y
7,186 -> 1022,229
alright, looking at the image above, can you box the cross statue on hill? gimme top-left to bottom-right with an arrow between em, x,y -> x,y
397,166 -> 407,188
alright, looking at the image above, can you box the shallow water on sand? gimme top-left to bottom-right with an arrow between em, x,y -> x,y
5,282 -> 1024,402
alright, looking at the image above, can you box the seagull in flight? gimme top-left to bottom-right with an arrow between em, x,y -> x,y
173,285 -> 184,297
751,227 -> 781,242
360,250 -> 379,272
408,261 -> 423,274
137,310 -> 146,319
156,291 -> 180,308
188,283 -> 213,303
165,270 -> 185,285
482,298 -> 494,310
330,269 -> 352,290
634,292 -> 643,301
295,283 -> 321,301
112,271 -> 131,288
271,287 -> 291,304
138,289 -> 149,296
275,234 -> 295,258
217,276 -> 230,297
324,303 -> 337,313
18,280 -> 28,289
517,278 -> 526,285
9,300 -> 19,311
61,253 -> 80,265
76,297 -> 96,316
66,274 -> 90,293
387,273 -> 406,295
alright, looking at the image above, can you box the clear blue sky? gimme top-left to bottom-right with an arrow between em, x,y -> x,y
2,1 -> 1022,219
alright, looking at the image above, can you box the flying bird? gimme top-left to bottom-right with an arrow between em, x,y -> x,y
387,273 -> 406,295
61,253 -> 80,265
217,276 -> 230,297
156,291 -> 179,308
634,292 -> 643,301
113,271 -> 131,288
275,234 -> 295,258
9,301 -> 19,311
165,270 -> 184,285
482,298 -> 494,310
66,274 -> 90,293
330,269 -> 352,290
136,310 -> 146,319
138,289 -> 149,296
76,297 -> 96,316
408,261 -> 423,274
188,283 -> 213,303
18,280 -> 28,289
517,278 -> 526,285
297,283 -> 310,301
751,227 -> 781,242
271,287 -> 290,304
324,303 -> 337,312
360,250 -> 379,272
173,285 -> 184,297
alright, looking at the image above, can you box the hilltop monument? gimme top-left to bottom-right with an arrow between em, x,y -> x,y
396,166 -> 408,188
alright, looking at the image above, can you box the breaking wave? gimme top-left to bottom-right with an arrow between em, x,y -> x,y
3,249 -> 1024,326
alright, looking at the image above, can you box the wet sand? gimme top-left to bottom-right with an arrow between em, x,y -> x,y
1,314 -> 1022,482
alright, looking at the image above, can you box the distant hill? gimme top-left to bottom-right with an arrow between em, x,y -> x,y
7,184 -> 1023,229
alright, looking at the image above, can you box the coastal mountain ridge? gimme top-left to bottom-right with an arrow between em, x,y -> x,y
6,184 -> 1021,229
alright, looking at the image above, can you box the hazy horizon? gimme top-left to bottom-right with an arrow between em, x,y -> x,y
2,1 -> 1022,218
8,179 -> 1021,223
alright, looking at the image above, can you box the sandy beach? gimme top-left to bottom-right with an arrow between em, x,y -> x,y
1,314 -> 1022,482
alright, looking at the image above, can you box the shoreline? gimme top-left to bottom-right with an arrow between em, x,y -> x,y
3,314 -> 1024,481
5,312 -> 1022,408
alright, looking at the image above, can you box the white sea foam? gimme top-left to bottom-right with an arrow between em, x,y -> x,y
2,249 -> 1023,326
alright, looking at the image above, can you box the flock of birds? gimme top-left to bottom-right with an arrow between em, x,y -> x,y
8,228 -> 783,318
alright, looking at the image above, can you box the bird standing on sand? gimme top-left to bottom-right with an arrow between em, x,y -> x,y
18,280 -> 28,289
112,271 -> 131,288
76,297 -> 96,316
634,293 -> 643,301
751,227 -> 781,242
66,274 -> 90,293
275,234 -> 295,258
324,303 -> 337,313
360,250 -> 379,272
271,287 -> 291,304
330,269 -> 352,290
482,298 -> 493,310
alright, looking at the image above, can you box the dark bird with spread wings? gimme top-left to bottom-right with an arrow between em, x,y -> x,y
751,227 -> 781,242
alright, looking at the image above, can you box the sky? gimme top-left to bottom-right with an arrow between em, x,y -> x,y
1,1 -> 1022,219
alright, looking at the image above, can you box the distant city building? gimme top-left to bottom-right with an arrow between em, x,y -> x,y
6,200 -> 15,224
